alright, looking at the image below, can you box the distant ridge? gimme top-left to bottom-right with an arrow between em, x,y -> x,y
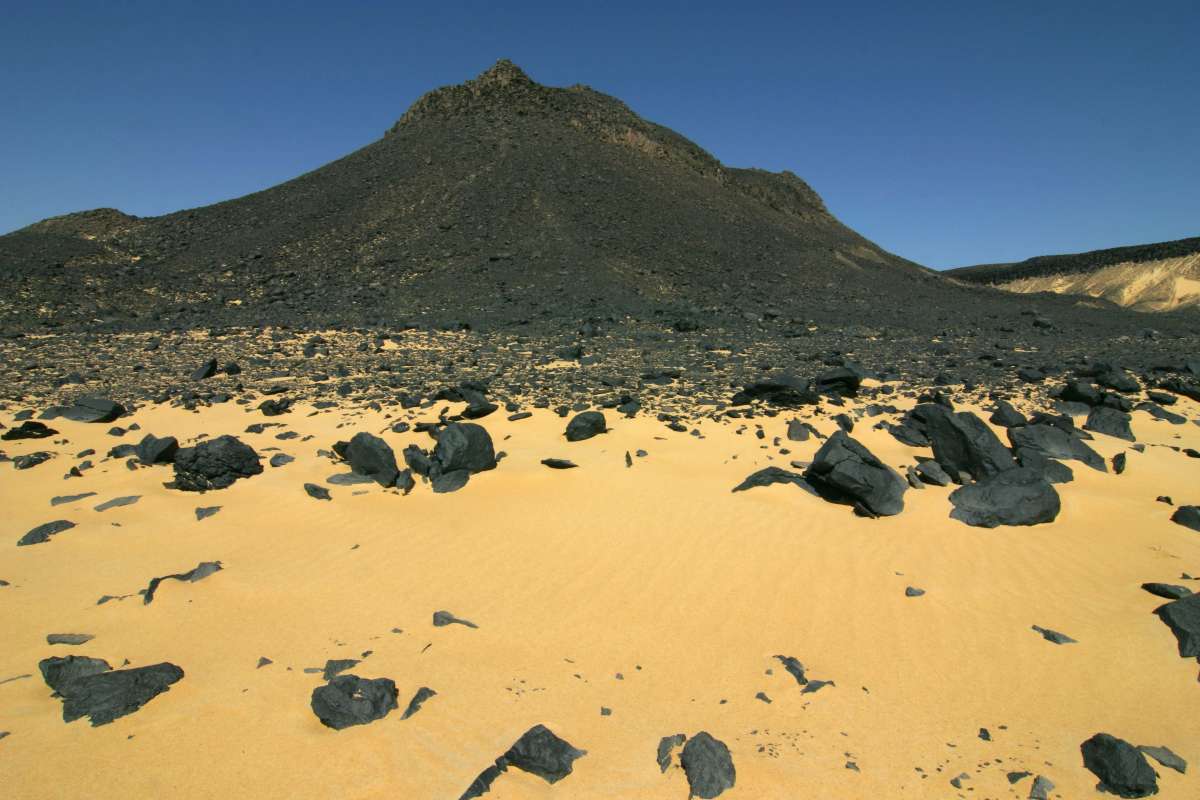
948,237 -> 1200,312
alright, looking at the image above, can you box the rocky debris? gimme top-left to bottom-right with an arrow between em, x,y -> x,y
17,519 -> 76,546
948,468 -> 1060,527
172,435 -> 262,491
433,610 -> 477,628
460,724 -> 586,799
1032,625 -> 1077,644
680,731 -> 736,798
1138,745 -> 1186,774
920,405 -> 1015,482
1170,506 -> 1200,532
3,420 -> 58,440
803,431 -> 906,516
340,432 -> 400,487
657,733 -> 687,772
731,467 -> 814,494
1080,733 -> 1158,798
190,358 -> 218,380
304,483 -> 331,500
142,561 -> 223,604
1141,583 -> 1192,600
135,434 -> 179,465
95,495 -> 140,512
401,686 -> 437,719
58,397 -> 126,423
310,675 -> 399,730
47,633 -> 94,645
1154,592 -> 1200,657
541,458 -> 577,469
194,506 -> 221,520
1085,406 -> 1135,441
1008,423 -> 1106,472
13,451 -> 52,470
565,411 -> 607,442
41,659 -> 184,726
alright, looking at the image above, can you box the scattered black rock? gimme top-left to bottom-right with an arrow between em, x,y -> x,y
50,492 -> 96,506
1138,744 -> 1186,774
142,561 -> 223,604
47,633 -> 94,645
194,506 -> 221,521
680,731 -> 736,798
95,495 -> 140,512
1032,625 -> 1077,644
310,675 -> 399,730
1080,733 -> 1158,798
732,466 -> 814,494
59,397 -> 126,424
2,420 -> 58,440
135,434 -> 179,465
460,724 -> 587,799
1141,583 -> 1192,600
989,400 -> 1028,428
321,659 -> 361,680
1169,506 -> 1200,532
1008,423 -> 1106,472
1029,775 -> 1055,800
42,660 -> 184,726
433,422 -> 497,473
541,458 -> 578,469
905,586 -> 925,597
433,610 -> 478,628
172,435 -> 262,491
431,469 -> 470,493
565,411 -> 607,442
17,519 -> 76,546
804,430 -> 906,516
773,655 -> 807,686
1154,592 -> 1200,657
401,686 -> 436,719
191,358 -> 218,380
258,398 -> 292,416
304,483 -> 331,500
269,453 -> 293,467
657,733 -> 686,772
948,468 -> 1060,527
914,459 -> 952,486
39,656 -> 112,697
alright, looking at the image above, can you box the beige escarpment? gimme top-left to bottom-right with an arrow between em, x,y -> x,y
992,252 -> 1200,312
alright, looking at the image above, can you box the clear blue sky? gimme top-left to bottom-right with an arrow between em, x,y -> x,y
2,1 -> 1197,268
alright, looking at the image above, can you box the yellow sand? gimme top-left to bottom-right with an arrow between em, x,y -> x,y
1,395 -> 1198,799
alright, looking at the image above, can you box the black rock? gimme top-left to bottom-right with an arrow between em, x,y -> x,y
59,397 -> 126,424
269,453 -> 293,468
258,398 -> 292,416
989,400 -> 1028,428
565,411 -> 607,442
433,423 -> 497,473
814,366 -> 862,397
343,432 -> 400,487
1141,583 -> 1192,600
2,420 -> 58,440
191,358 -> 218,381
680,731 -> 736,798
1013,445 -> 1076,484
1032,624 -> 1077,644
142,561 -> 223,604
401,686 -> 437,719
39,655 -> 112,695
657,733 -> 687,772
1080,733 -> 1158,798
433,610 -> 478,628
310,675 -> 399,730
396,469 -> 415,494
949,468 -> 1060,528
541,458 -> 578,469
1029,775 -> 1055,800
920,404 -> 1015,482
135,434 -> 179,465
172,435 -> 262,491
1062,380 -> 1103,406
1113,451 -> 1127,474
1154,592 -> 1200,657
304,483 -> 331,500
460,724 -> 587,798
95,495 -> 140,512
194,506 -> 221,521
915,459 -> 952,487
17,519 -> 75,546
1085,406 -> 1135,441
905,586 -> 925,597
804,430 -> 906,516
47,633 -> 94,645
1169,506 -> 1200,532
431,469 -> 470,493
321,659 -> 360,680
13,451 -> 51,470
53,662 -> 184,726
732,376 -> 817,408
773,655 -> 808,686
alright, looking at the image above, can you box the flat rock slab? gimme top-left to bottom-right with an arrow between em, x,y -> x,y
194,506 -> 221,521
17,520 -> 75,546
541,458 -> 578,469
2,421 -> 58,440
46,660 -> 184,726
1032,625 -> 1077,644
47,633 -> 94,646
94,495 -> 140,512
401,686 -> 436,719
58,398 -> 126,424
310,675 -> 399,730
143,561 -> 223,605
1139,744 -> 1187,774
51,492 -> 97,506
731,466 -> 814,494
949,468 -> 1060,528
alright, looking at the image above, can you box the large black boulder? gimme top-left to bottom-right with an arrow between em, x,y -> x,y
1154,592 -> 1200,657
42,661 -> 184,726
804,431 -> 906,516
2,420 -> 58,440
343,432 -> 400,487
433,423 -> 497,473
948,468 -> 1060,528
565,411 -> 607,442
460,724 -> 586,798
1008,423 -> 1106,472
135,434 -> 179,465
310,675 -> 399,730
172,435 -> 263,491
1084,406 -> 1135,441
680,731 -> 736,798
60,397 -> 126,424
1080,733 -> 1158,798
1171,505 -> 1200,532
919,404 -> 1015,483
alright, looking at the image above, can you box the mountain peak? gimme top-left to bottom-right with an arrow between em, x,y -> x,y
473,58 -> 534,88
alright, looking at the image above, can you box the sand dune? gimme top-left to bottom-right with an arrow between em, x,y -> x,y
2,393 -> 1198,798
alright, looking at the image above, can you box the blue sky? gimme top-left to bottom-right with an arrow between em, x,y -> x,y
1,1 -> 1196,268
